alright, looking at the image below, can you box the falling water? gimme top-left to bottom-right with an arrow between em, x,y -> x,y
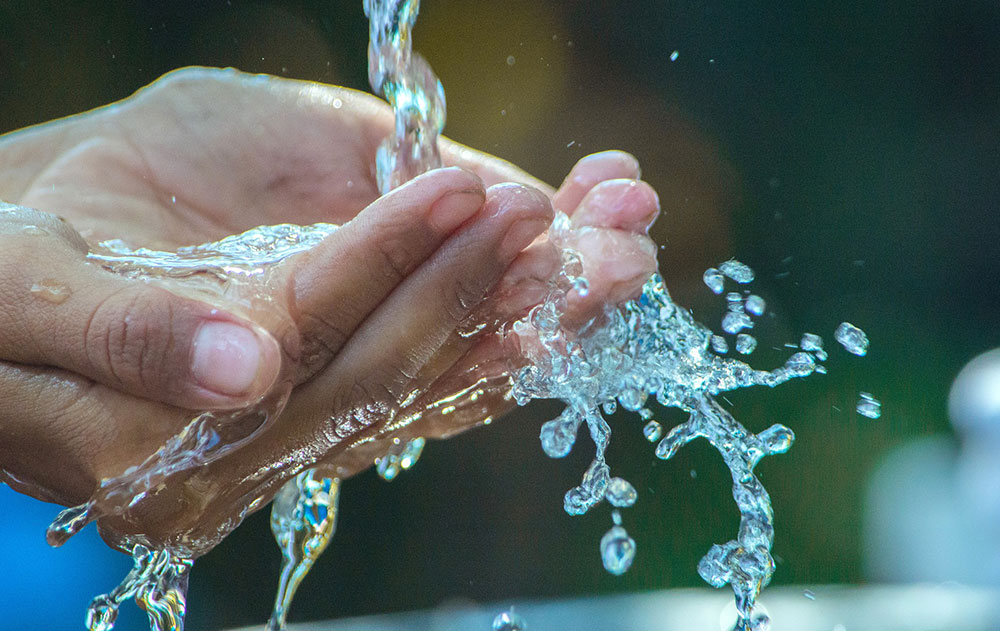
267,470 -> 341,631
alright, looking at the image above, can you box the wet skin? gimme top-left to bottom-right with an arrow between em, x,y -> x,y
0,68 -> 660,553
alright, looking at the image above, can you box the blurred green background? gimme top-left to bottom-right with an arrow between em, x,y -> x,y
1,0 -> 998,629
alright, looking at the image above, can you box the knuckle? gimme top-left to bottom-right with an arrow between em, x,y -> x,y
297,310 -> 352,373
87,286 -> 175,395
373,230 -> 418,284
446,275 -> 486,323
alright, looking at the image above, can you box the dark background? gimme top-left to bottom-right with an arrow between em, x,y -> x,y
1,1 -> 998,629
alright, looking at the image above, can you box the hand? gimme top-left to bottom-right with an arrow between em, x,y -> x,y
0,68 -> 659,553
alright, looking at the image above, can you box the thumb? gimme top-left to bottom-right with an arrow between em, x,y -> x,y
0,203 -> 282,410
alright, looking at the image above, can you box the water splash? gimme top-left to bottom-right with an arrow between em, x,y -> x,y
509,240 -> 843,627
834,321 -> 869,356
856,392 -> 882,419
29,278 -> 71,303
86,544 -> 192,631
375,436 -> 427,481
364,0 -> 445,194
492,608 -> 528,631
267,470 -> 341,631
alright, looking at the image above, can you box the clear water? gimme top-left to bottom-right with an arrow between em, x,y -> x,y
267,470 -> 341,631
492,608 -> 528,631
364,0 -> 444,194
835,322 -> 870,356
509,245 -> 830,628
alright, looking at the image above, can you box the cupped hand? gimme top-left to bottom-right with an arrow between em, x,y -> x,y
0,68 -> 659,553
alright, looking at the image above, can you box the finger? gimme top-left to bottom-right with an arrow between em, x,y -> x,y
551,150 -> 641,215
0,361 -> 189,506
0,204 -> 282,410
569,178 -> 660,235
303,183 -> 552,415
440,138 -> 556,195
285,166 -> 487,377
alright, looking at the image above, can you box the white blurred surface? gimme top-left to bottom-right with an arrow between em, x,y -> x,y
230,584 -> 1000,631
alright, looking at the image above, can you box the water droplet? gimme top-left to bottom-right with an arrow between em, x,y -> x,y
171,195 -> 177,204
799,333 -> 823,352
670,50 -> 680,62
726,292 -> 744,312
722,311 -> 753,334
736,333 -> 757,355
758,424 -> 794,455
492,608 -> 527,631
332,98 -> 343,109
506,55 -> 516,66
802,588 -> 816,600
375,455 -> 400,481
745,294 -> 765,316
856,392 -> 881,419
606,477 -> 637,507
617,387 -> 647,412
540,411 -> 581,458
711,335 -> 729,354
719,259 -> 754,283
21,224 -> 47,236
834,322 -> 869,356
703,267 -> 725,294
611,509 -> 623,526
398,437 -> 425,469
30,278 -> 72,304
643,420 -> 663,442
600,525 -> 636,575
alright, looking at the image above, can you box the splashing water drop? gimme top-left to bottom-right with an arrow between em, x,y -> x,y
736,334 -> 757,355
856,393 -> 882,419
600,524 -> 637,575
30,278 -> 71,304
86,545 -> 192,631
492,608 -> 528,631
703,267 -> 725,294
726,292 -> 744,312
834,322 -> 869,356
712,335 -> 729,354
719,259 -> 755,283
606,477 -> 638,507
744,294 -> 765,316
643,420 -> 663,442
722,311 -> 753,334
540,410 -> 582,458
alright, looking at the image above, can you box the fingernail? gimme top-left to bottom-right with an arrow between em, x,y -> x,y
429,188 -> 485,233
191,321 -> 276,399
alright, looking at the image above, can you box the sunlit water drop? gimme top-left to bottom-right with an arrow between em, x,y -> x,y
856,392 -> 882,419
30,278 -> 71,304
834,322 -> 869,356
492,608 -> 528,631
744,294 -> 765,317
719,259 -> 755,283
703,267 -> 725,294
736,334 -> 757,355
601,523 -> 637,575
